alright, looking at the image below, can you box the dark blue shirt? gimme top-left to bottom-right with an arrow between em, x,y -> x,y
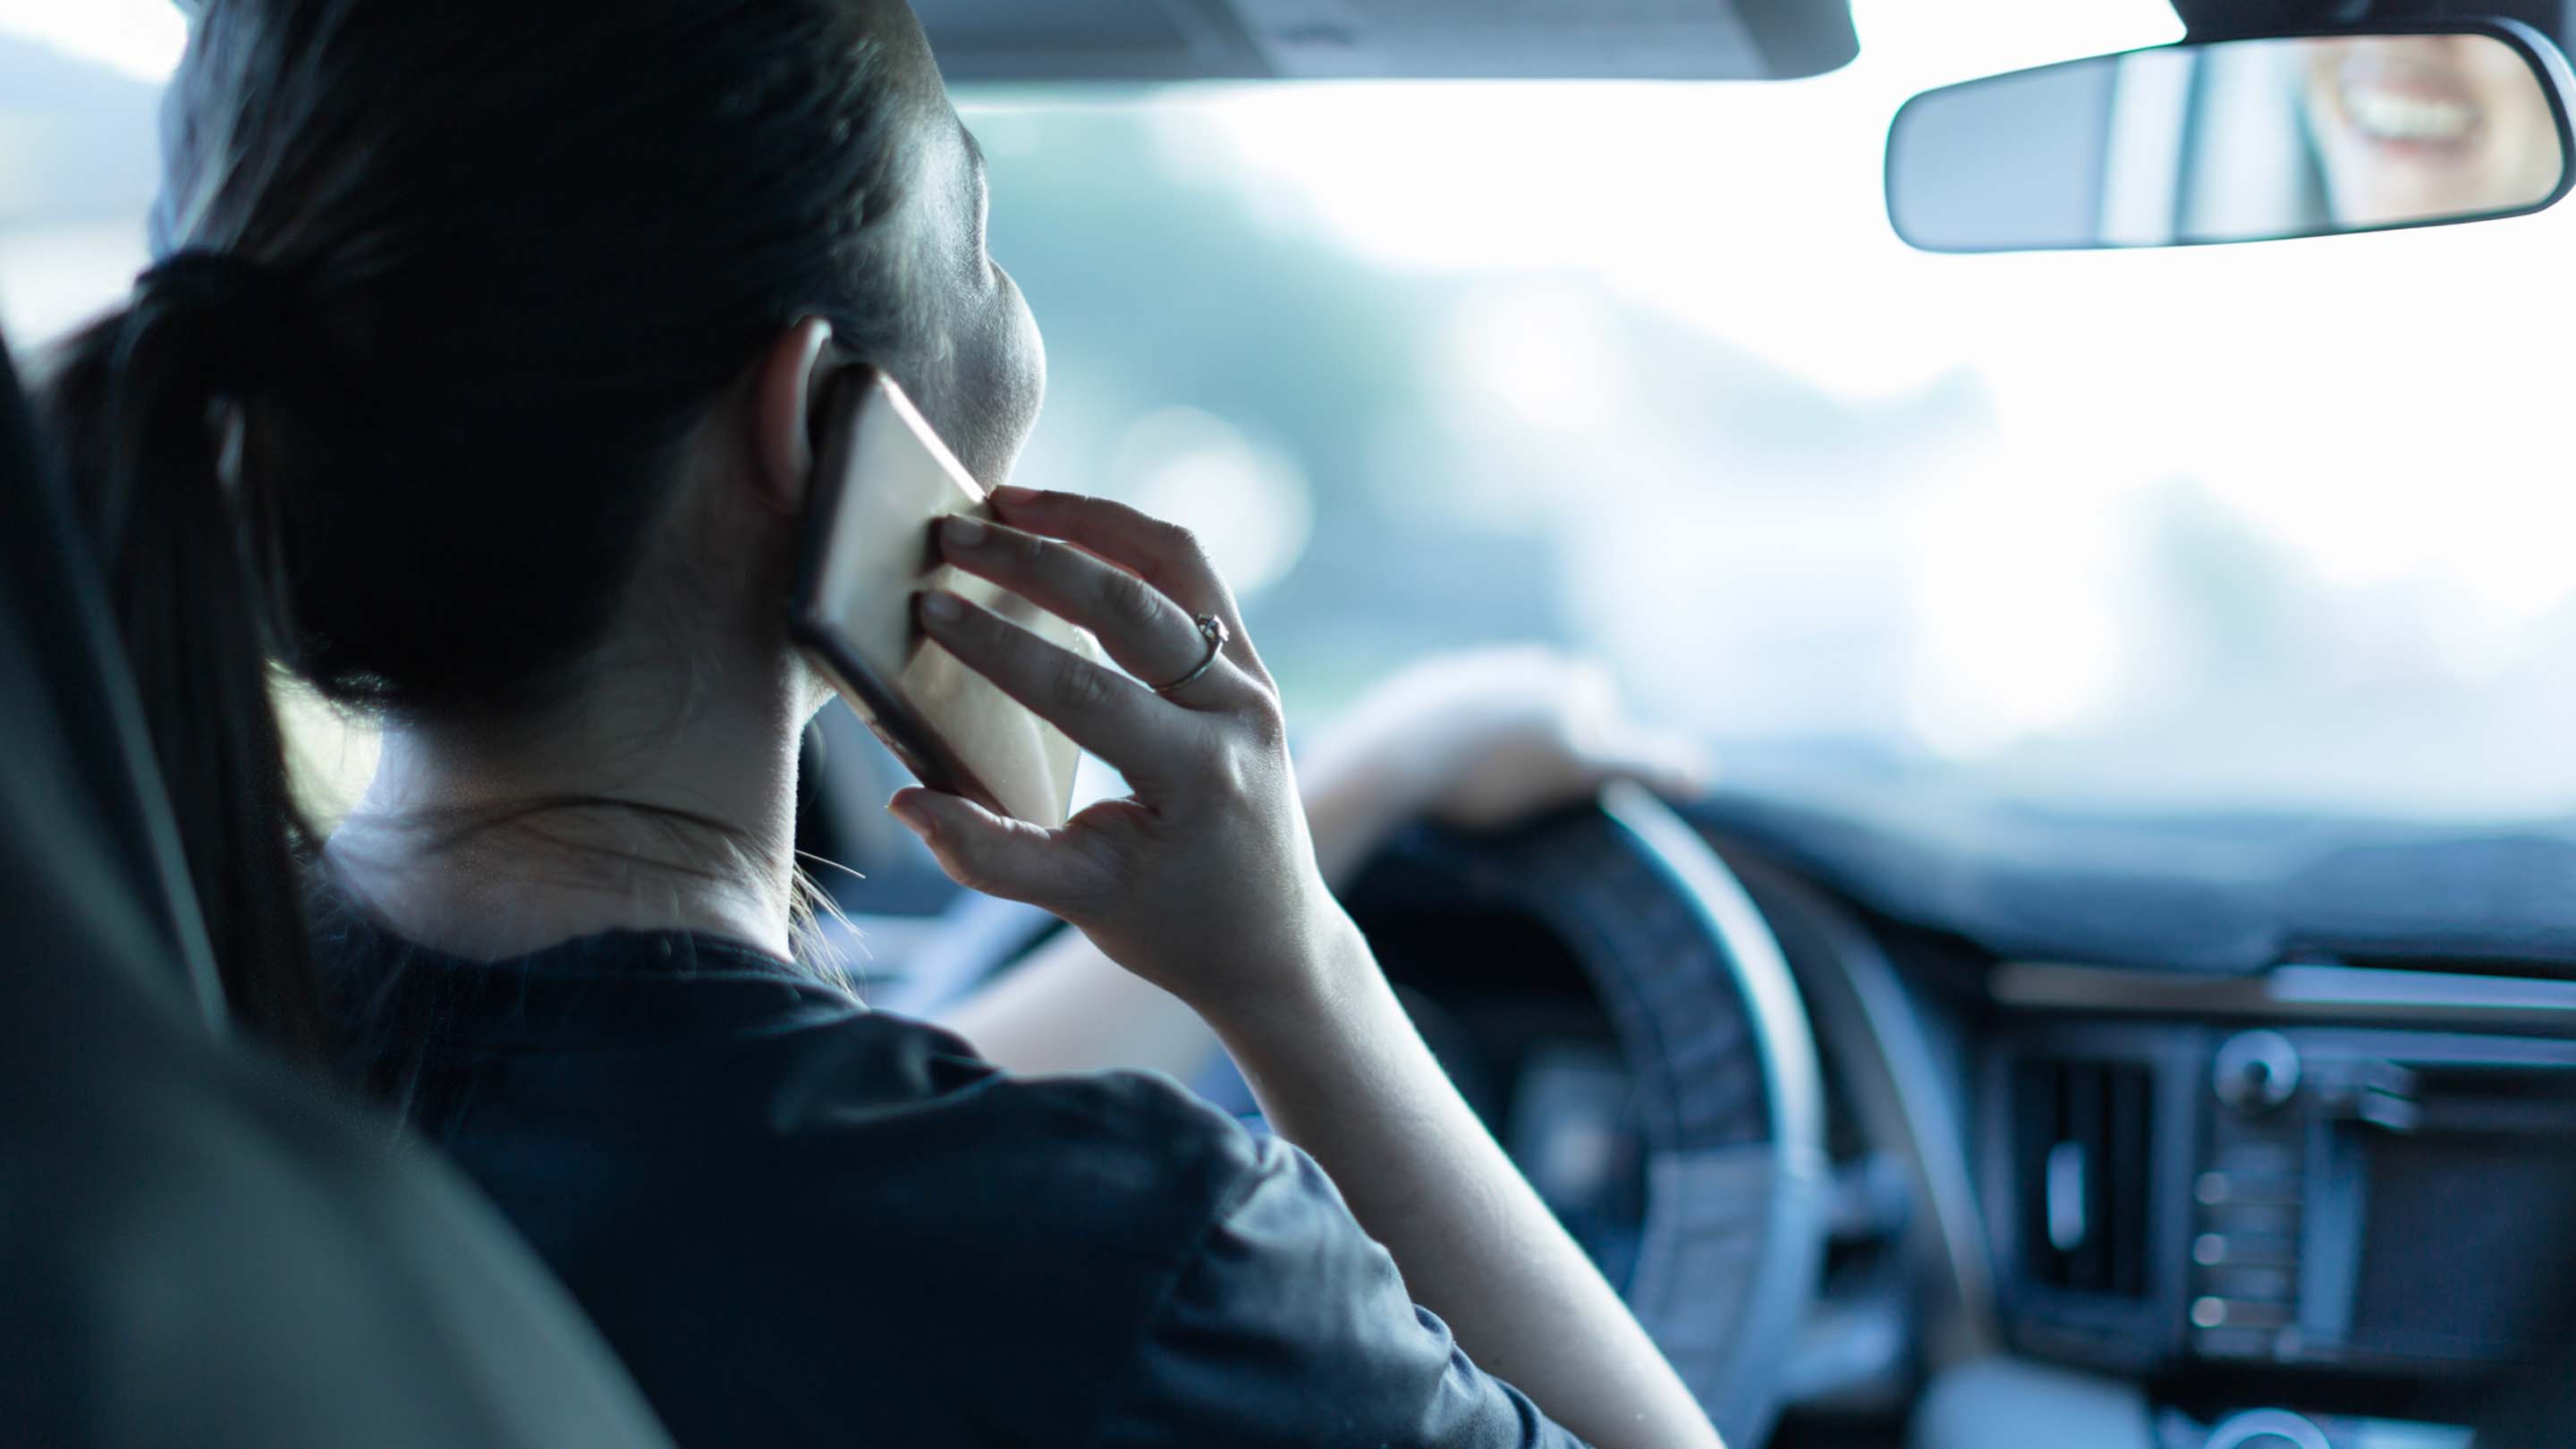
329,919 -> 1589,1449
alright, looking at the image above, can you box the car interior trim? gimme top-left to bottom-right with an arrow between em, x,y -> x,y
1990,959 -> 2576,1029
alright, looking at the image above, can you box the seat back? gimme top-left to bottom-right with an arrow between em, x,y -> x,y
0,325 -> 678,1449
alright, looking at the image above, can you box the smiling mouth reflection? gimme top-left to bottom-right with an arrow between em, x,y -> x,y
2337,55 -> 2483,150
2343,85 -> 2479,145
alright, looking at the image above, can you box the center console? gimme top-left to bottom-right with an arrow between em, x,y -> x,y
1972,965 -> 2576,1446
2190,1030 -> 2576,1372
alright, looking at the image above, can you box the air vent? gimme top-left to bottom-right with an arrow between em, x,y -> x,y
2014,1058 -> 2155,1300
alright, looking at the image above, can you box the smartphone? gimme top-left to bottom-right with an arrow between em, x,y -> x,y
787,366 -> 1090,827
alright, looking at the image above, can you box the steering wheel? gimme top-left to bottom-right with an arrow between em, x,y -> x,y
1336,782 -> 1828,1447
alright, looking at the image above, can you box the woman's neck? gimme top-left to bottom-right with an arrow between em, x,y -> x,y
323,666 -> 816,962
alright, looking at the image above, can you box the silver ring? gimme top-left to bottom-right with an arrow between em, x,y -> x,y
1153,614 -> 1231,696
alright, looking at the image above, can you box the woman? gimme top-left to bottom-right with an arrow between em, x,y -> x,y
43,1 -> 1720,1445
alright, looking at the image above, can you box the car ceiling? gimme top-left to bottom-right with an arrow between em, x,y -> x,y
912,0 -> 1860,81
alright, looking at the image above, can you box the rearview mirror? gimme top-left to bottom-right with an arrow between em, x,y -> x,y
1887,24 -> 2576,251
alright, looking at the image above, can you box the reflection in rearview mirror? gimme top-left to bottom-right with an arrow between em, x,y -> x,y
1888,30 -> 2575,251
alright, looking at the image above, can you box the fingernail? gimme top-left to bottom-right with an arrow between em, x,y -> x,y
945,514 -> 988,547
989,484 -> 1038,507
919,591 -> 962,623
887,797 -> 935,839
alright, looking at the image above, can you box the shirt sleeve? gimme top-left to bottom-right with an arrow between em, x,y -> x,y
1084,1130 -> 1596,1449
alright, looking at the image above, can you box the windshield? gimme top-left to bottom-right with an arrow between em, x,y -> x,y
8,0 -> 2575,822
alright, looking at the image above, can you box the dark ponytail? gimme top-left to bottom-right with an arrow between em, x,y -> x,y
44,258 -> 334,1059
38,0 -> 919,1063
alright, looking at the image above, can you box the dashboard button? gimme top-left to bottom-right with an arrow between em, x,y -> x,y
2214,1030 -> 2301,1114
2193,1232 -> 2297,1267
2196,1171 -> 2301,1207
2191,1296 -> 2292,1331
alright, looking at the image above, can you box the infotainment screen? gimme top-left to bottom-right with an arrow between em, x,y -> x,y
2347,1130 -> 2576,1362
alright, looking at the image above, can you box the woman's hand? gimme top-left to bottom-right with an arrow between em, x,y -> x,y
1310,648 -> 1710,827
886,486 -> 1360,1025
1300,648 -> 1713,886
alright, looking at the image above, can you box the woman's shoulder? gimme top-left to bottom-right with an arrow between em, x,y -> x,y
316,895 -> 1272,1240
780,1007 -> 1271,1237
731,1013 -> 1294,1384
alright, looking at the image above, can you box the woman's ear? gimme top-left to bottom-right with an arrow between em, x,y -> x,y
747,317 -> 835,514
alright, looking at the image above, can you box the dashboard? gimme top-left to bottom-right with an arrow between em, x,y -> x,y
1694,795 -> 2576,1449
1342,792 -> 2576,1449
